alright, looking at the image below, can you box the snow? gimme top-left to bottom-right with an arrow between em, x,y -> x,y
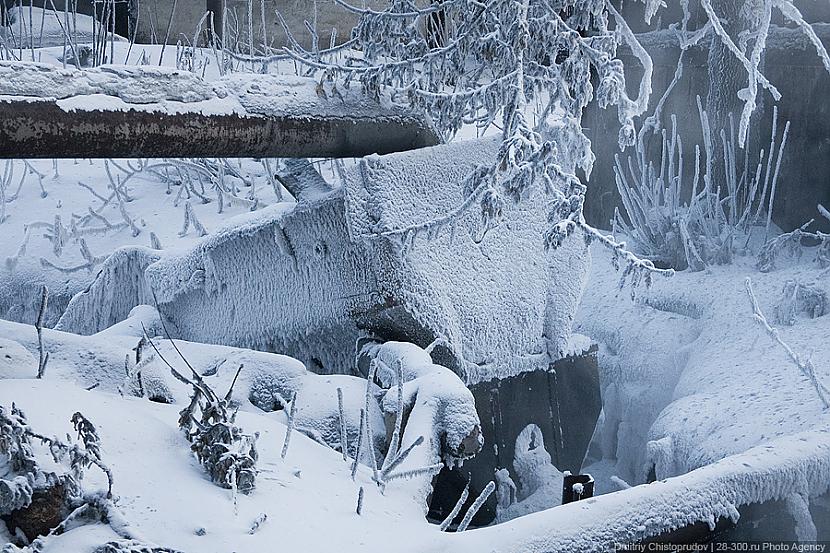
343,137 -> 591,384
0,378 -> 430,553
0,55 -> 431,121
578,238 -> 830,491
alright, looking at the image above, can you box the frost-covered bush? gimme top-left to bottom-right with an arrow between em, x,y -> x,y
175,366 -> 259,495
0,404 -> 121,546
614,107 -> 789,271
774,280 -> 828,326
757,205 -> 830,273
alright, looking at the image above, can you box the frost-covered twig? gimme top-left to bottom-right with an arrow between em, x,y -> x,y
178,200 -> 209,237
745,277 -> 830,408
381,360 -> 404,470
456,480 -> 496,532
350,408 -> 365,481
35,284 -> 48,378
439,483 -> 469,531
281,392 -> 297,460
355,486 -> 364,515
248,512 -> 267,534
337,387 -> 348,461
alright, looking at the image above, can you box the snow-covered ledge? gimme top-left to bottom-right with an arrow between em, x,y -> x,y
439,426 -> 830,551
0,61 -> 440,159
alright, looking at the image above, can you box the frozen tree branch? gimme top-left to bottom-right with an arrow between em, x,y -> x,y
745,277 -> 830,409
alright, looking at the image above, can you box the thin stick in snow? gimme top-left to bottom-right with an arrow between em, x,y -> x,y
439,483 -> 469,531
350,408 -> 365,480
356,486 -> 364,515
35,284 -> 48,378
363,360 -> 380,483
382,359 -> 404,470
456,481 -> 495,532
281,392 -> 298,459
248,512 -> 267,535
380,435 -> 424,480
337,387 -> 348,461
745,277 -> 830,408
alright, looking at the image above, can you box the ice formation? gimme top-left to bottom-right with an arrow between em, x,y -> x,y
142,138 -> 589,384
494,424 -> 564,523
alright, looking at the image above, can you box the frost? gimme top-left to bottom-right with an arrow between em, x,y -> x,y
142,138 -> 590,384
56,247 -> 161,336
495,424 -> 563,523
361,341 -> 482,508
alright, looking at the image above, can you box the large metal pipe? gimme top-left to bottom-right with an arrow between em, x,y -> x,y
0,61 -> 441,159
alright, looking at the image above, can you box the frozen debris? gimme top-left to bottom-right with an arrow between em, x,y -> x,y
359,341 -> 482,508
456,427 -> 830,551
274,159 -> 332,203
774,280 -> 828,325
56,247 -> 160,336
495,424 -> 564,523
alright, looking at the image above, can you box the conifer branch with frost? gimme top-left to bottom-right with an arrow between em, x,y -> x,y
745,277 -> 830,408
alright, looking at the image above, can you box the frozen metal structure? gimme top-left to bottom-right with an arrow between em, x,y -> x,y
0,61 -> 440,159
141,138 -> 590,383
3,57 -> 600,527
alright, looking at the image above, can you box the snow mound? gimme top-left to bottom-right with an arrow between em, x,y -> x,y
0,337 -> 36,379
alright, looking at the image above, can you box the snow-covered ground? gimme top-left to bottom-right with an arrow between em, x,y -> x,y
578,236 -> 830,496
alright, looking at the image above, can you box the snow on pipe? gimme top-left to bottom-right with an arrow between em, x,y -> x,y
0,61 -> 441,159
